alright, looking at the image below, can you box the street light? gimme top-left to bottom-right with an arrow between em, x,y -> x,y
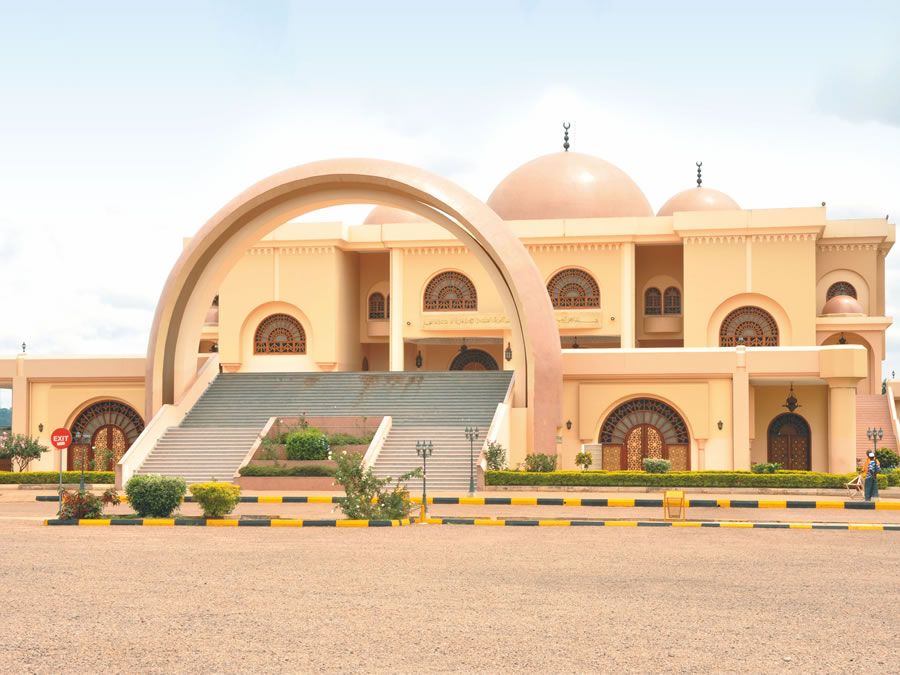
867,427 -> 883,455
464,426 -> 480,496
416,440 -> 433,523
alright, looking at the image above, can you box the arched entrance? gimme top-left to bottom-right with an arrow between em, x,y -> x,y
68,400 -> 145,471
450,348 -> 498,371
600,398 -> 690,471
767,413 -> 810,470
145,159 -> 562,453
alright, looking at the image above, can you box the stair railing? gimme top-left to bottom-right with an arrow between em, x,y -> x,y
116,354 -> 221,488
233,416 -> 279,481
362,416 -> 392,469
885,381 -> 900,451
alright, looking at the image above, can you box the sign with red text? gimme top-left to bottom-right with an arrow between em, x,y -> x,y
50,428 -> 72,450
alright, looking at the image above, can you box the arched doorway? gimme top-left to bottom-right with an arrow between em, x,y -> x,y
449,348 -> 498,371
145,159 -> 563,454
68,400 -> 145,471
599,398 -> 690,471
767,413 -> 810,470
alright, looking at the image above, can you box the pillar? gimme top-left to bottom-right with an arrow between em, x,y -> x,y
11,354 -> 27,436
389,248 -> 404,371
827,378 -> 858,473
731,346 -> 750,470
619,242 -> 635,348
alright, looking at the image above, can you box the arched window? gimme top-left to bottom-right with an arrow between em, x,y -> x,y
827,281 -> 857,299
644,288 -> 662,315
719,306 -> 779,347
68,400 -> 144,472
449,348 -> 498,371
546,268 -> 600,309
368,292 -> 386,320
254,314 -> 306,353
423,272 -> 477,311
386,294 -> 390,319
599,398 -> 690,471
663,287 -> 681,315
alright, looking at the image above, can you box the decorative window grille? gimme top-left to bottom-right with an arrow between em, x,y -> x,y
423,272 -> 477,311
599,398 -> 689,444
826,281 -> 857,299
546,268 -> 600,309
71,400 -> 145,445
254,314 -> 306,353
663,287 -> 681,315
644,288 -> 662,315
719,306 -> 779,347
449,348 -> 498,371
368,292 -> 386,319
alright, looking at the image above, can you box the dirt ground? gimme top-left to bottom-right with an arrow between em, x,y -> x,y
0,501 -> 898,673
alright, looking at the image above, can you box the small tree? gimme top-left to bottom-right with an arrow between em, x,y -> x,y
333,451 -> 420,520
484,441 -> 507,471
0,432 -> 48,472
575,450 -> 593,471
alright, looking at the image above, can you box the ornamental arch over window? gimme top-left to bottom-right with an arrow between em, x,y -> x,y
368,292 -> 386,319
826,281 -> 857,299
449,348 -> 498,371
663,287 -> 681,315
423,271 -> 477,311
644,287 -> 662,315
254,313 -> 306,354
719,305 -> 779,347
68,400 -> 145,472
546,268 -> 600,309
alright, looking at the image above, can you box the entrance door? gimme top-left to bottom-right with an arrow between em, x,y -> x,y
767,414 -> 811,470
622,424 -> 665,470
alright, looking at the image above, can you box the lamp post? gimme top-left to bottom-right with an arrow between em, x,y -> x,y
416,440 -> 433,523
867,427 -> 883,456
464,426 -> 479,496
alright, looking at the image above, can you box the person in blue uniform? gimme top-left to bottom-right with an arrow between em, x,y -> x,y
863,451 -> 881,502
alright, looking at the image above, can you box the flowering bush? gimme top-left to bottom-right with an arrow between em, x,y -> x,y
0,432 -> 48,471
523,453 -> 557,472
59,488 -> 120,519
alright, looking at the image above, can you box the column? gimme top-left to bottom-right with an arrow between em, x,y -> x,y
827,378 -> 858,473
731,346 -> 750,470
11,354 -> 27,436
389,248 -> 404,371
619,242 -> 635,348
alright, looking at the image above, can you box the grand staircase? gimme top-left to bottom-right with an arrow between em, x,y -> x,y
135,371 -> 512,489
855,393 -> 898,464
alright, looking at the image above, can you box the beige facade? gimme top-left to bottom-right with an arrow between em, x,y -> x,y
2,152 -> 894,475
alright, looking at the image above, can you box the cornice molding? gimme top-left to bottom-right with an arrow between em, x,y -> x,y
817,243 -> 879,253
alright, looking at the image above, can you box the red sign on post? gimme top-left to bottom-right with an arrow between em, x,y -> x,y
50,428 -> 72,450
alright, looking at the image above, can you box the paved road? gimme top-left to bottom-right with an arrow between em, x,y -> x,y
0,516 -> 897,673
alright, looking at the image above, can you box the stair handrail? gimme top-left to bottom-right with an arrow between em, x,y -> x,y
362,415 -> 392,469
478,402 -> 510,475
233,416 -> 279,481
116,354 -> 221,488
885,381 -> 900,454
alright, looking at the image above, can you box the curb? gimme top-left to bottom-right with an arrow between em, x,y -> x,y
425,517 -> 900,530
43,517 -> 412,527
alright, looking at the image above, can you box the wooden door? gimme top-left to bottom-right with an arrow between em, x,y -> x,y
621,424 -> 665,470
767,416 -> 810,470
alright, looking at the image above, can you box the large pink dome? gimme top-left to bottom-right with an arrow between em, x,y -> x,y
363,205 -> 421,224
487,152 -> 653,220
657,187 -> 739,216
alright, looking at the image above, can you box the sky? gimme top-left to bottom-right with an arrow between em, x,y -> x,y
2,0 -> 900,407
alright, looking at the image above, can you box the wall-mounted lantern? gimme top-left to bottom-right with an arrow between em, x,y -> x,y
504,342 -> 513,362
415,351 -> 423,369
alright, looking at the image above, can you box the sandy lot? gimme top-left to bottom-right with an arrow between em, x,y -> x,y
0,513 -> 897,673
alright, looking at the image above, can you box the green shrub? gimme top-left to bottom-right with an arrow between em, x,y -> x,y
523,453 -> 557,472
643,458 -> 671,473
285,430 -> 330,460
0,471 -> 114,484
59,488 -> 120,519
258,438 -> 280,461
326,432 -> 375,446
484,441 -> 507,471
189,483 -> 241,518
574,450 -> 593,470
886,469 -> 900,487
125,474 -> 187,518
333,451 -> 420,520
238,464 -> 336,477
751,462 -> 782,474
875,448 -> 900,470
485,470 -> 888,489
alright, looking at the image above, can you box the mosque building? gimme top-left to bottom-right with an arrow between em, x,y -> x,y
1,130 -> 895,487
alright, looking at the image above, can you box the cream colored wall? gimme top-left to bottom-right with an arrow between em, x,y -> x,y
750,385 -> 828,471
635,244 -> 683,343
359,253 -> 389,344
335,250 -> 363,370
751,238 -> 816,344
683,240 -> 745,346
27,382 -> 145,471
816,247 -> 877,314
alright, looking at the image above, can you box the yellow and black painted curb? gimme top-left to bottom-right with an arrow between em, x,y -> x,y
43,517 -> 411,527
36,494 -> 900,510
424,517 -> 900,530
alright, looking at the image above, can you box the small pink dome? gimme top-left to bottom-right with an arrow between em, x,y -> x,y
204,305 -> 219,324
822,295 -> 865,315
363,205 -> 421,224
487,152 -> 653,220
657,187 -> 739,216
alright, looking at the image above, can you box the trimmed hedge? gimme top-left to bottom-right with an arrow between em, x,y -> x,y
285,430 -> 330,460
125,474 -> 187,518
486,470 -> 889,489
238,464 -> 336,477
0,471 -> 114,484
189,482 -> 241,518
